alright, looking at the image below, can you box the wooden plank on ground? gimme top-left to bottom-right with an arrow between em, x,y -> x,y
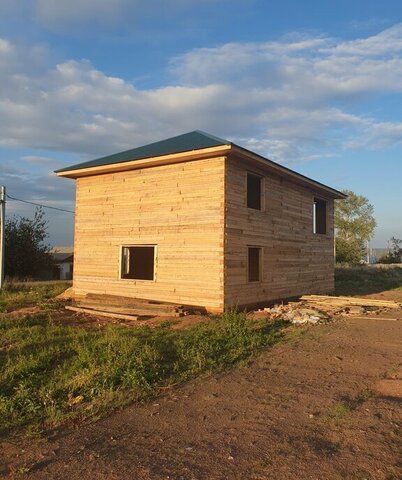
84,293 -> 185,311
65,305 -> 139,321
77,302 -> 183,317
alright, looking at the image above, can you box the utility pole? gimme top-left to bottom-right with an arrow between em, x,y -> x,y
0,186 -> 5,289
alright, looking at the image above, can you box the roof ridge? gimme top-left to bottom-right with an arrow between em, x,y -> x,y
192,130 -> 231,144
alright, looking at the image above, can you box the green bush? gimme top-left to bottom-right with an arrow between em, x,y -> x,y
335,237 -> 365,265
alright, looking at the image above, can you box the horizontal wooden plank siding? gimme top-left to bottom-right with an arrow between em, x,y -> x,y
73,157 -> 225,311
224,155 -> 335,309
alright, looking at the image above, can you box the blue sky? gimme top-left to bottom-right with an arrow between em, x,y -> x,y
0,0 -> 401,247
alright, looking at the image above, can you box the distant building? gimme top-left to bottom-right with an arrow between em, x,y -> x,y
51,246 -> 73,280
369,247 -> 388,264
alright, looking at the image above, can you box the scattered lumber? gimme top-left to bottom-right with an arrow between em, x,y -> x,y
65,305 -> 139,321
300,295 -> 401,309
85,293 -> 183,309
67,293 -> 192,318
76,302 -> 184,317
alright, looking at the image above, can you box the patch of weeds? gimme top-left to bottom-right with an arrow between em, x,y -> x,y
381,363 -> 401,379
285,328 -> 306,342
8,464 -> 31,479
38,300 -> 68,311
0,309 -> 286,435
327,389 -> 375,421
24,424 -> 44,439
329,402 -> 351,420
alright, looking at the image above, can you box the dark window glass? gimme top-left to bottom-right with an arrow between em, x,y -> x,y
121,246 -> 155,280
313,198 -> 327,234
247,173 -> 262,210
248,247 -> 261,282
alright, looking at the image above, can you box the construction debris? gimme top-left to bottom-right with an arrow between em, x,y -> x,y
262,304 -> 330,324
260,294 -> 402,325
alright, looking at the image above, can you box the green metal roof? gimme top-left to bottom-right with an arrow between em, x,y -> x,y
55,130 -> 230,173
55,129 -> 346,198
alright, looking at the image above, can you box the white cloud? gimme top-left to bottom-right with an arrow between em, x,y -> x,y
330,24 -> 402,56
2,26 -> 402,166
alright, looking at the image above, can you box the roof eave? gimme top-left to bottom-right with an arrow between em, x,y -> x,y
230,145 -> 347,200
55,144 -> 232,178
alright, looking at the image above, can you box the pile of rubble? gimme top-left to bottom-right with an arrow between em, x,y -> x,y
262,304 -> 330,324
260,295 -> 402,325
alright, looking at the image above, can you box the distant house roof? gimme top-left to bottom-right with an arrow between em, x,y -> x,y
50,246 -> 74,263
50,246 -> 73,254
52,253 -> 73,263
55,130 -> 346,199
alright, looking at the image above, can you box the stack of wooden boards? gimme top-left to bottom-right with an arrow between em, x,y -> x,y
65,293 -> 195,321
297,295 -> 402,316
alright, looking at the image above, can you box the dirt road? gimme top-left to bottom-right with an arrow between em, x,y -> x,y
1,313 -> 401,479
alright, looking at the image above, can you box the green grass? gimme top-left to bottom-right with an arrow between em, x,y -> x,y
335,266 -> 402,296
0,310 -> 286,435
0,282 -> 71,313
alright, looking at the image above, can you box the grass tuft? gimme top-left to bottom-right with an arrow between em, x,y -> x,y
327,389 -> 375,421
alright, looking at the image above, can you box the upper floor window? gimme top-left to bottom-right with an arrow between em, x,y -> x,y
313,198 -> 327,234
247,172 -> 262,210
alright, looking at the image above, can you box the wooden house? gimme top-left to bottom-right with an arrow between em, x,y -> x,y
56,131 -> 346,313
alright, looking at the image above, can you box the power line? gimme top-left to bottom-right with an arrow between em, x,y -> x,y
6,193 -> 75,214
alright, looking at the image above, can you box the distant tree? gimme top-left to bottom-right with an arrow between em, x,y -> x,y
334,237 -> 366,265
4,207 -> 53,278
335,190 -> 376,264
379,237 -> 402,264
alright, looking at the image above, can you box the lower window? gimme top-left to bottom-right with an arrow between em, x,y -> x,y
248,246 -> 262,282
121,245 -> 155,280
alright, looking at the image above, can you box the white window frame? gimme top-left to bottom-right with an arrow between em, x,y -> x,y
312,197 -> 328,235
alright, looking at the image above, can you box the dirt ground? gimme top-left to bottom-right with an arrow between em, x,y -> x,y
1,314 -> 401,478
